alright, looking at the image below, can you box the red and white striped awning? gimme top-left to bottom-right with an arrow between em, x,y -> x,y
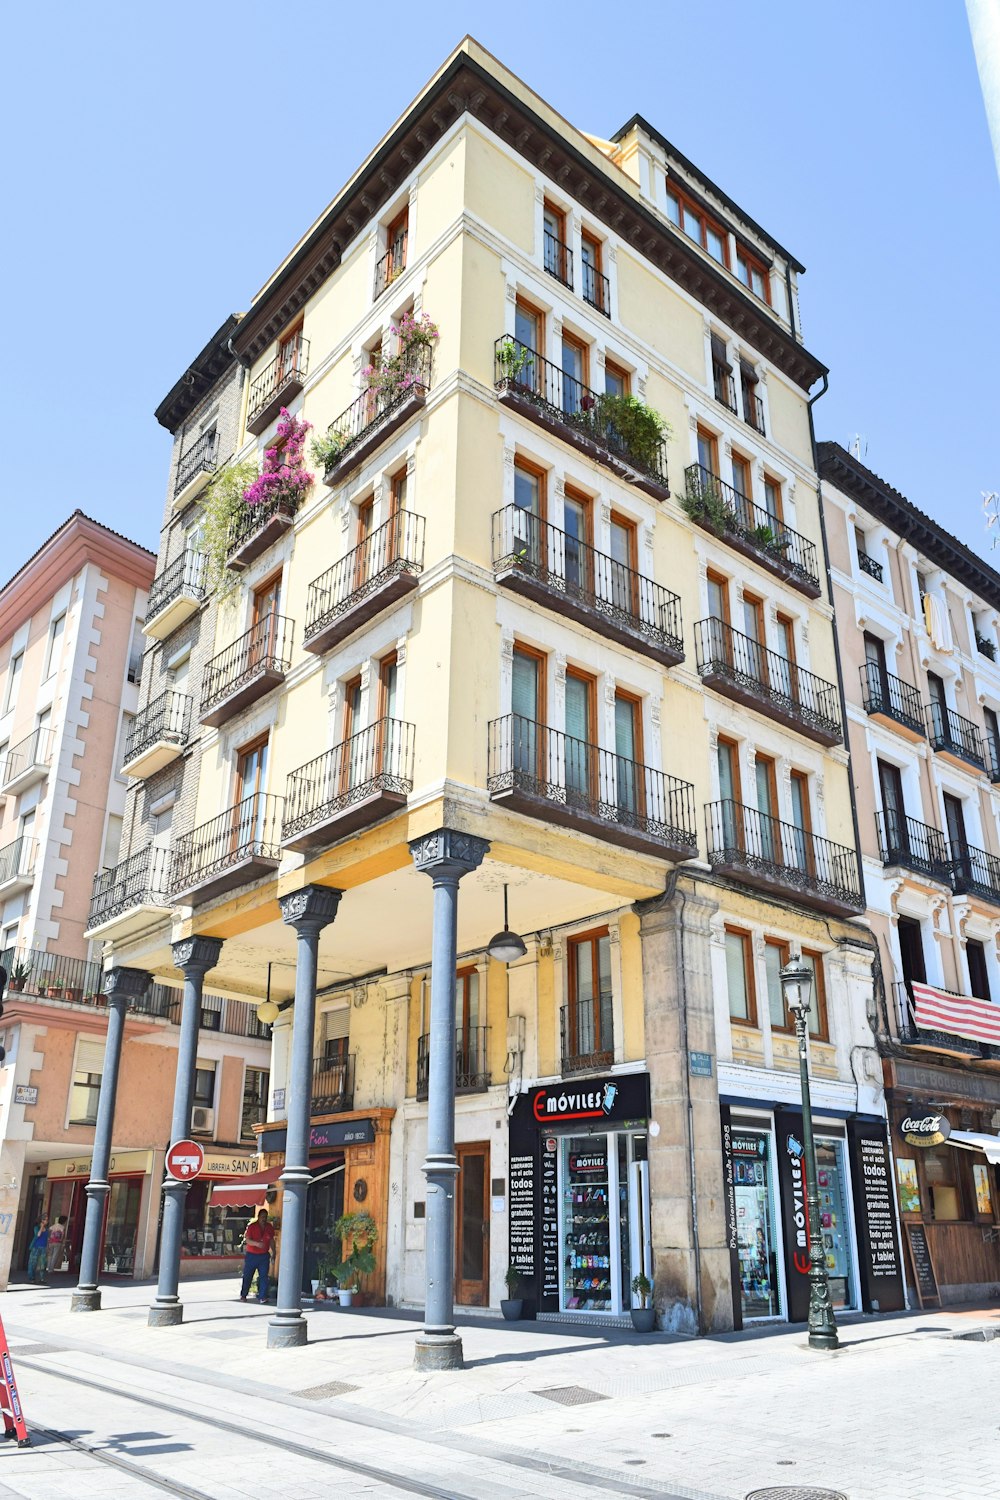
912,981 -> 1000,1045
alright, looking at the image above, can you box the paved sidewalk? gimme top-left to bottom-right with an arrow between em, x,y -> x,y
1,1277 -> 998,1499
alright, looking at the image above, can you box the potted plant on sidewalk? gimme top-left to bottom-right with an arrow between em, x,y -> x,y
331,1210 -> 378,1307
630,1273 -> 656,1333
501,1265 -> 523,1321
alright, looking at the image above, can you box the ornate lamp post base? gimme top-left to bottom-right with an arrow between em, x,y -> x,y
267,1314 -> 309,1349
70,1289 -> 101,1312
414,1332 -> 464,1371
148,1301 -> 184,1328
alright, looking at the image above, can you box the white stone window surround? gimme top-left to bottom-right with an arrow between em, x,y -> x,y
959,913 -> 1000,1001
889,897 -> 946,991
701,323 -> 770,436
501,266 -> 646,393
848,509 -> 892,590
684,402 -> 800,534
326,615 -> 411,755
707,713 -> 829,840
863,732 -> 924,831
550,916 -> 626,1069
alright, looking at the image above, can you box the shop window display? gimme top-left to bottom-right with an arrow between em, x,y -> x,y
562,1137 -> 612,1311
816,1138 -> 856,1309
182,1180 -> 253,1257
732,1129 -> 781,1320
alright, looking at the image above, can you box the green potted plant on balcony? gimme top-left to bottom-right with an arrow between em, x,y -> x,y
589,393 -> 669,475
200,458 -> 259,600
331,1210 -> 378,1306
46,977 -> 65,1000
310,426 -> 350,480
496,339 -> 531,384
8,961 -> 31,993
501,1265 -> 524,1321
681,473 -> 731,535
630,1272 -> 655,1333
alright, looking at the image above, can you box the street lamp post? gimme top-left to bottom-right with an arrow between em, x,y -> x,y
780,954 -> 839,1352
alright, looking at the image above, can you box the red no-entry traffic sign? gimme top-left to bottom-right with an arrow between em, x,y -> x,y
165,1139 -> 205,1180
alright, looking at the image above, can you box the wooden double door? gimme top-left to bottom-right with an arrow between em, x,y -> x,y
454,1142 -> 490,1307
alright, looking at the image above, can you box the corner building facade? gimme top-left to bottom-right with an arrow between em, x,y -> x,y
95,40 -> 881,1332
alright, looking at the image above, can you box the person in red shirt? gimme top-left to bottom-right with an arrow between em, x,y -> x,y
240,1209 -> 276,1302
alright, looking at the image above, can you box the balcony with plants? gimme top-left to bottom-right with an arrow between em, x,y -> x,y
859,662 -> 925,739
373,230 -> 407,299
86,844 -> 173,938
144,550 -> 207,641
876,810 -> 951,885
173,429 -> 220,509
246,335 -> 309,435
0,835 -> 37,898
493,338 -> 670,499
681,463 -> 821,597
925,701 -> 986,774
201,411 -> 314,578
199,613 -> 293,728
169,791 -> 284,905
416,1028 -> 490,1100
282,718 -> 415,853
491,505 -> 683,668
487,714 -> 697,861
1,726 -> 54,796
120,690 -> 192,779
705,799 -> 863,916
312,314 -> 437,488
0,946 -> 107,1007
303,510 -> 425,656
695,617 -> 841,746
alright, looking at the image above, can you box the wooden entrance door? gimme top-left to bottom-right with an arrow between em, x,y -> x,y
455,1142 -> 490,1307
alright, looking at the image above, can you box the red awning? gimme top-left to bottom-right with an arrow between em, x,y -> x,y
208,1157 -> 341,1203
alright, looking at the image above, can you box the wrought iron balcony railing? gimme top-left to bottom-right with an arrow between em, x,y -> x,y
122,690 -> 192,769
494,338 -> 670,496
683,463 -> 820,595
1,726 -> 54,793
169,792 -> 284,901
859,662 -> 924,736
582,261 -> 610,315
544,229 -> 573,288
0,944 -> 105,1004
876,810 -> 950,882
925,701 -> 986,771
416,1027 -> 490,1100
282,718 -> 415,850
695,617 -> 841,744
321,344 -> 432,483
87,845 -> 173,932
858,550 -> 884,582
947,840 -> 1000,905
892,980 -> 985,1057
0,835 -> 37,889
374,231 -> 407,300
491,505 -> 683,667
488,714 -> 697,859
174,430 -> 219,498
561,997 -> 614,1075
742,385 -> 766,436
705,799 -> 863,914
304,509 -> 425,653
713,361 -> 738,414
311,1052 -> 356,1112
200,613 -> 292,725
226,493 -> 299,568
987,734 -> 1000,784
145,550 -> 207,626
247,336 -> 309,433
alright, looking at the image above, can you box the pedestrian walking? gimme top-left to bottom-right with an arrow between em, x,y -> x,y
239,1208 -> 275,1302
27,1218 -> 49,1284
46,1215 -> 67,1275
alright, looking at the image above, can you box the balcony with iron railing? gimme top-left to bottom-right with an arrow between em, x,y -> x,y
946,840 -> 1000,907
487,714 -> 697,861
695,617 -> 841,746
200,614 -> 293,727
742,383 -> 766,436
373,230 -> 407,299
303,510 -> 425,655
197,991 -> 271,1040
169,791 -> 284,905
494,338 -> 670,499
713,361 -> 738,414
120,690 -> 192,779
582,260 -> 610,316
416,1027 -> 490,1100
544,229 -> 573,288
682,464 -> 821,597
246,336 -> 310,435
86,844 -> 173,937
705,799 -> 863,916
1,726 -> 54,796
876,810 -> 951,884
144,550 -> 207,640
0,944 -> 107,1005
320,343 -> 433,488
173,430 -> 220,506
312,1052 -> 356,1113
0,835 -> 37,897
858,550 -> 884,583
892,980 -> 986,1060
491,505 -> 683,668
859,662 -> 925,738
925,701 -> 986,773
226,494 -> 299,572
987,734 -> 1000,785
561,997 -> 614,1076
282,718 -> 415,853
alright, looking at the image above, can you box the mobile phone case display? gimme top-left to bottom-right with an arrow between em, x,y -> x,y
732,1130 -> 781,1320
563,1139 -> 612,1310
816,1137 -> 856,1309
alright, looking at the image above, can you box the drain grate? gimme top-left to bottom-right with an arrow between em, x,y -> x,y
537,1386 -> 608,1406
746,1490 -> 848,1500
9,1344 -> 60,1356
293,1380 -> 360,1400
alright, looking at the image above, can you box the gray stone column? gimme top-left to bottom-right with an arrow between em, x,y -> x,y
410,829 -> 489,1370
637,881 -> 732,1335
71,967 -> 150,1311
267,885 -> 342,1349
148,936 -> 222,1327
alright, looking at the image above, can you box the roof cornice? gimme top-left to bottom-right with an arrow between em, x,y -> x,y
818,441 -> 1000,610
154,314 -> 243,434
0,512 -> 155,643
231,54 -> 826,392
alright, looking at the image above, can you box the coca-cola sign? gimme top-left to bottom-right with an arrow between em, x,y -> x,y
901,1113 -> 951,1148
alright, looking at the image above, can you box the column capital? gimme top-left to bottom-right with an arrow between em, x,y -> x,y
409,828 -> 489,880
171,936 -> 223,975
102,966 -> 151,1002
279,884 -> 343,932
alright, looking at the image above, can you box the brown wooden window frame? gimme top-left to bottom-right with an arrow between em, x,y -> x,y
735,245 -> 771,305
665,180 -> 730,269
567,925 -> 613,1061
725,924 -> 757,1026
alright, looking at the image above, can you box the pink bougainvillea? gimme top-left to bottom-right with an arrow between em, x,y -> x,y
243,409 -> 314,509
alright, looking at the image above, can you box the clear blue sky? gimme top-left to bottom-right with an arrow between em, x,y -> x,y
3,1 -> 996,564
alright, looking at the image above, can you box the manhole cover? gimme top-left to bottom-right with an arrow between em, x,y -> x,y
537,1386 -> 608,1406
746,1490 -> 847,1500
293,1380 -> 360,1400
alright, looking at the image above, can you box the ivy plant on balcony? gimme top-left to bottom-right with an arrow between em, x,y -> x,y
584,393 -> 670,474
680,473 -> 733,535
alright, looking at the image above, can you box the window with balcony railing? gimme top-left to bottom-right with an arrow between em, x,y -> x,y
682,463 -> 819,594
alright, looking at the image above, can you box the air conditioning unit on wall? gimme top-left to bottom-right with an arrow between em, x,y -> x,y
191,1106 -> 215,1135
